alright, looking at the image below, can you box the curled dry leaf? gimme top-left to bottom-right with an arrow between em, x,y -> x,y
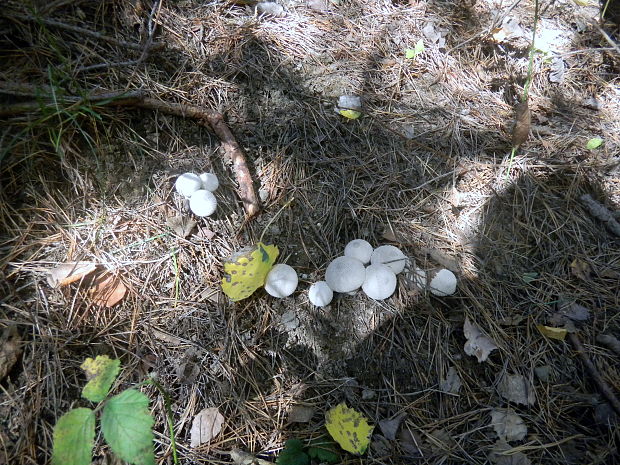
90,273 -> 127,307
288,405 -> 315,423
166,215 -> 196,238
46,261 -> 97,288
511,101 -> 531,147
0,326 -> 21,381
378,412 -> 407,441
491,409 -> 528,442
497,373 -> 535,406
190,407 -> 225,447
463,317 -> 498,363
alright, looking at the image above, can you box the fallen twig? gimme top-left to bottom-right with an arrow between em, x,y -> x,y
580,194 -> 620,237
8,13 -> 163,51
0,87 -> 261,218
568,332 -> 620,417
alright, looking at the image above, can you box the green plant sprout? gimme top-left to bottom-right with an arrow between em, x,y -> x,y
51,355 -> 157,465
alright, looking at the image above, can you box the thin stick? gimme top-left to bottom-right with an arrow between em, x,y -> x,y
568,332 -> 620,417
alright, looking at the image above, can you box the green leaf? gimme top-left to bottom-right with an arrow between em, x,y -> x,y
81,355 -> 121,402
521,272 -> 539,283
586,137 -> 603,150
52,408 -> 95,465
308,437 -> 340,464
101,389 -> 155,465
405,39 -> 425,59
276,439 -> 309,465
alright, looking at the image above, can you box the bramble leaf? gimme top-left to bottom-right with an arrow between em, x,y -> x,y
51,408 -> 95,465
325,403 -> 373,455
276,439 -> 309,465
308,436 -> 340,464
81,355 -> 121,402
101,389 -> 155,465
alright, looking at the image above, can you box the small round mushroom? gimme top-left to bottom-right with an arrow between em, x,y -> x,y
428,269 -> 457,296
370,245 -> 407,274
362,264 -> 397,300
344,239 -> 373,264
265,264 -> 298,298
308,281 -> 333,307
175,172 -> 202,198
199,172 -> 219,192
325,256 -> 366,293
189,190 -> 217,217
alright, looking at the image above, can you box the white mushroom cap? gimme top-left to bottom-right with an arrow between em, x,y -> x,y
429,269 -> 457,296
344,239 -> 373,264
264,264 -> 298,298
189,190 -> 217,217
199,172 -> 219,192
308,281 -> 333,307
362,264 -> 397,300
325,256 -> 366,293
370,245 -> 407,274
175,172 -> 202,198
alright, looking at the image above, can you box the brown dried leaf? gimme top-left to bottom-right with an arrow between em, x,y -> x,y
89,273 -> 127,307
570,258 -> 591,281
379,412 -> 407,441
491,409 -> 528,442
497,373 -> 535,406
288,405 -> 315,423
46,261 -> 97,288
190,407 -> 225,447
511,101 -> 531,147
463,317 -> 498,362
0,326 -> 21,381
166,215 -> 197,238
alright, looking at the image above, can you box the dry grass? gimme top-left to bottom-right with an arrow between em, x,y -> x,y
1,0 -> 619,464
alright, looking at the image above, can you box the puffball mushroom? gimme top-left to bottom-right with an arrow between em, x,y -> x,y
308,281 -> 333,307
428,269 -> 457,296
344,239 -> 373,264
199,172 -> 219,192
325,256 -> 366,293
264,264 -> 298,298
175,172 -> 202,198
362,264 -> 397,300
370,245 -> 407,274
189,190 -> 217,217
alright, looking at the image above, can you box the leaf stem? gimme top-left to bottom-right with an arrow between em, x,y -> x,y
146,378 -> 179,465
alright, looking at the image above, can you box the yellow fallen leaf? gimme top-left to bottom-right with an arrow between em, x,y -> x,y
221,243 -> 279,301
325,403 -> 373,455
537,325 -> 567,341
338,109 -> 361,119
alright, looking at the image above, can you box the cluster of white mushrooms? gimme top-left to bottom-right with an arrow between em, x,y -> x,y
174,172 -> 220,217
259,240 -> 459,305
